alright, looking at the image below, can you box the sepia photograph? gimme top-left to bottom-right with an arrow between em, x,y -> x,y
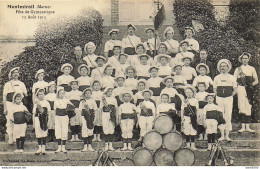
0,0 -> 259,167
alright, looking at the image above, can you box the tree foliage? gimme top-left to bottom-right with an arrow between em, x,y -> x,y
228,0 -> 260,47
0,8 -> 104,140
173,0 -> 218,35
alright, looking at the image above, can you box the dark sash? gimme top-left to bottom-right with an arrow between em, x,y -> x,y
159,75 -> 168,78
187,79 -> 193,84
168,53 -> 176,58
66,104 -> 75,118
140,108 -> 153,116
103,104 -> 116,126
36,107 -> 48,131
13,111 -> 26,124
146,50 -> 156,58
160,109 -> 177,122
149,87 -> 161,96
6,92 -> 15,102
60,84 -> 72,92
48,101 -> 54,110
95,100 -> 101,108
115,95 -> 123,107
137,76 -> 150,80
70,100 -> 80,108
136,99 -> 144,106
131,89 -> 138,95
184,105 -> 197,130
170,95 -> 182,111
121,113 -> 136,119
108,50 -> 114,58
206,110 -> 226,125
124,47 -> 136,55
56,108 -> 67,116
79,85 -> 90,92
237,76 -> 254,104
82,109 -> 95,129
216,86 -> 233,97
199,101 -> 208,109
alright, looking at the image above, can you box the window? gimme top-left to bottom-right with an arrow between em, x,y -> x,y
119,0 -> 154,25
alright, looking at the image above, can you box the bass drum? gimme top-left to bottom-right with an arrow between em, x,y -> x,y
132,147 -> 153,166
174,148 -> 195,166
143,131 -> 163,151
163,131 -> 183,151
154,148 -> 174,166
154,114 -> 173,134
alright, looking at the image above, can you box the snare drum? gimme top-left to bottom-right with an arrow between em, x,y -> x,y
143,131 -> 163,150
174,148 -> 195,166
154,148 -> 174,166
154,114 -> 173,134
163,131 -> 183,151
132,147 -> 153,166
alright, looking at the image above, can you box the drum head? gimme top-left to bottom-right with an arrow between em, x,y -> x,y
133,148 -> 153,166
143,131 -> 163,150
154,115 -> 173,134
174,148 -> 195,166
163,132 -> 183,151
154,149 -> 174,166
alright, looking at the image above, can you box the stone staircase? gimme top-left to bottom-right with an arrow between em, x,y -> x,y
0,123 -> 259,166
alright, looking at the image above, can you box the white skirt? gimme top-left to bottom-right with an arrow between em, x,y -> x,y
13,123 -> 27,139
81,116 -> 94,137
47,110 -> 55,129
197,109 -> 205,125
35,117 -> 48,138
182,116 -> 197,135
237,85 -> 252,116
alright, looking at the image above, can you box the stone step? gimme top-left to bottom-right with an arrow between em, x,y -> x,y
1,157 -> 260,166
232,123 -> 260,131
25,123 -> 260,132
0,149 -> 259,166
0,139 -> 259,152
13,130 -> 259,142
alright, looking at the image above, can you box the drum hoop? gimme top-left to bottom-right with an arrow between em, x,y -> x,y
154,114 -> 174,124
174,148 -> 195,166
163,131 -> 183,150
144,130 -> 162,138
143,131 -> 163,150
132,147 -> 153,156
163,131 -> 183,140
154,114 -> 174,133
153,148 -> 174,166
132,148 -> 154,166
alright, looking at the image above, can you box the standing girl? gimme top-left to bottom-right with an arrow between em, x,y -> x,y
181,86 -> 198,150
54,87 -> 74,153
45,81 -> 56,142
234,52 -> 258,132
100,87 -> 118,151
34,88 -> 51,155
80,88 -> 98,152
9,92 -> 29,153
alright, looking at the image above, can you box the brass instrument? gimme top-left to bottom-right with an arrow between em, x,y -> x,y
207,140 -> 234,166
93,149 -> 117,166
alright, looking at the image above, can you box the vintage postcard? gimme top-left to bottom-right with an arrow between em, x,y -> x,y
0,0 -> 259,167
